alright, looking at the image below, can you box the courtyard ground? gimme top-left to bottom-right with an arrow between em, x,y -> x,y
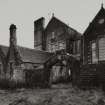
0,83 -> 105,105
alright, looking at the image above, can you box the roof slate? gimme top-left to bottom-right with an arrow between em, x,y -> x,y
17,46 -> 53,64
0,45 -> 53,64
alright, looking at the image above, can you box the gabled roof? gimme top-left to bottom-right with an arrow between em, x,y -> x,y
45,16 -> 69,31
45,16 -> 77,32
45,16 -> 81,40
84,6 -> 105,36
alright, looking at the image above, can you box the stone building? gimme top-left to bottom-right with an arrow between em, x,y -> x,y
34,16 -> 81,83
34,16 -> 81,60
83,5 -> 105,65
44,16 -> 81,57
80,5 -> 105,89
0,24 -> 52,88
0,15 -> 81,87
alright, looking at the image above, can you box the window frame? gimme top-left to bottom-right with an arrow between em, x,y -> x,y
91,40 -> 98,64
97,35 -> 105,62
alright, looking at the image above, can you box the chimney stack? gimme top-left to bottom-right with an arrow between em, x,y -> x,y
9,24 -> 17,47
34,17 -> 45,50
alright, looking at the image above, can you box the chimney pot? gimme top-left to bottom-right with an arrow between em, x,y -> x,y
9,24 -> 17,30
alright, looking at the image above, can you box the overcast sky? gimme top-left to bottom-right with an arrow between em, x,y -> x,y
0,0 -> 104,48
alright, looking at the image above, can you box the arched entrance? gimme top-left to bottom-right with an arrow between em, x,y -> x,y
44,51 -> 80,86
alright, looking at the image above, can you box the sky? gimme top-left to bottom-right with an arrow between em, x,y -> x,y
0,0 -> 104,48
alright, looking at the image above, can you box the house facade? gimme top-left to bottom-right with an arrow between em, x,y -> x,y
34,16 -> 81,83
0,24 -> 52,88
45,16 -> 81,57
79,5 -> 105,89
34,16 -> 81,60
0,16 -> 81,87
83,6 -> 105,65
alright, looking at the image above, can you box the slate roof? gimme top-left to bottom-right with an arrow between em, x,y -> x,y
17,46 -> 53,64
0,45 -> 53,64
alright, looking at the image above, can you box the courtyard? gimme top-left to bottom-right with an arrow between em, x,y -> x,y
0,83 -> 105,105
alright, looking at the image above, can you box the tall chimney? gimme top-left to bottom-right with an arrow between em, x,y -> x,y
34,17 -> 45,50
9,24 -> 17,47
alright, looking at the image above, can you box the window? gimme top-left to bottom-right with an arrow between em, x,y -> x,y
55,42 -> 59,51
73,40 -> 81,54
47,42 -> 60,52
52,44 -> 56,52
47,44 -> 52,52
48,41 -> 66,52
52,32 -> 55,39
98,37 -> 105,61
10,62 -> 13,76
59,42 -> 65,50
91,41 -> 98,63
88,37 -> 105,64
77,40 -> 81,53
73,41 -> 77,54
50,32 -> 56,43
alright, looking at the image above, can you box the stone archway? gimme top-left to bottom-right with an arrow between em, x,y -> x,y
63,54 -> 80,86
44,52 -> 80,86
